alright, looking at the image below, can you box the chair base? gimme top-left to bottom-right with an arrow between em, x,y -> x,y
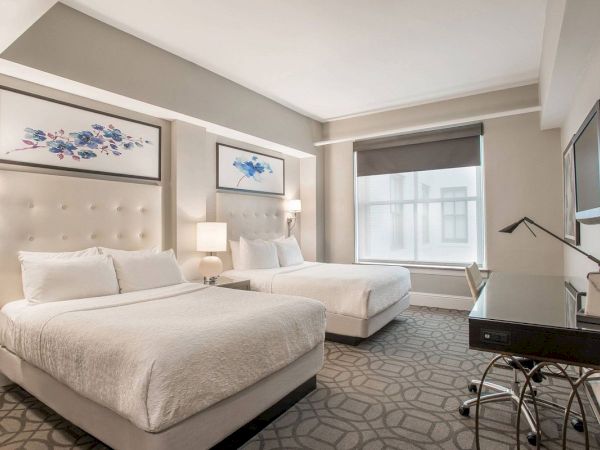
459,379 -> 584,445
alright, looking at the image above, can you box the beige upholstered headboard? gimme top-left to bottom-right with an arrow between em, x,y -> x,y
0,170 -> 162,305
216,192 -> 286,270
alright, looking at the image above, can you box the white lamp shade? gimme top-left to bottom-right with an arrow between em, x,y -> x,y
287,199 -> 302,213
196,222 -> 227,252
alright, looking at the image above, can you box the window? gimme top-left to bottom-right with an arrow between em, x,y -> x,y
441,187 -> 468,243
354,123 -> 484,266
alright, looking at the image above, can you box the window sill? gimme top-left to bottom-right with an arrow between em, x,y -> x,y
355,261 -> 489,277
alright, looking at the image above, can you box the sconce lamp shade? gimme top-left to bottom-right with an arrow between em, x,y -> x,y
287,199 -> 302,213
196,222 -> 227,252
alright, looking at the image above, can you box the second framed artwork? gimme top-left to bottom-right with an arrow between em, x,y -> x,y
216,143 -> 285,195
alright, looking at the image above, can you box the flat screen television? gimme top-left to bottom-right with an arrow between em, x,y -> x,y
574,100 -> 600,224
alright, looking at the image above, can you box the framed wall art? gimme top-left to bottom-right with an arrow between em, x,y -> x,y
216,143 -> 285,195
563,139 -> 580,245
0,86 -> 161,181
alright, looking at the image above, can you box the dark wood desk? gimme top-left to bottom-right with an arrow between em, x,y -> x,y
468,272 -> 600,449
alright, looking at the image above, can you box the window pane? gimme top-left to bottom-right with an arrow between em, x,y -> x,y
356,165 -> 483,265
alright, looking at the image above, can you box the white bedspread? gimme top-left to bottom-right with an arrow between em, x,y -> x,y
0,283 -> 325,432
223,262 -> 411,319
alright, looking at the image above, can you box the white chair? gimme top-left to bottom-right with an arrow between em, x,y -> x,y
465,262 -> 485,300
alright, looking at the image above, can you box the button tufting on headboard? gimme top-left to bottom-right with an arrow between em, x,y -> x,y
215,192 -> 287,271
0,170 -> 162,305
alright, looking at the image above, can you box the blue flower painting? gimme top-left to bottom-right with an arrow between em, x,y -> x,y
8,123 -> 152,162
217,144 -> 284,195
233,155 -> 273,186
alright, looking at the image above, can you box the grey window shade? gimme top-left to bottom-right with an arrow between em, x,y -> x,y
355,123 -> 482,177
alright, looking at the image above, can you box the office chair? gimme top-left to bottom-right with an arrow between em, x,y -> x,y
459,264 -> 584,446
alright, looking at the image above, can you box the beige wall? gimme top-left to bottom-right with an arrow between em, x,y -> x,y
1,3 -> 322,156
484,113 -> 563,275
0,75 -> 311,281
323,108 -> 564,296
560,43 -> 600,281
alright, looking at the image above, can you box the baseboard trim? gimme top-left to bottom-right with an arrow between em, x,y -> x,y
410,291 -> 473,311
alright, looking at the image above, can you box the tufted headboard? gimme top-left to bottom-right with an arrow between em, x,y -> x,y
216,192 -> 286,270
0,170 -> 162,305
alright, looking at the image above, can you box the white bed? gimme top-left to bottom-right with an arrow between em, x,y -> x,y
223,261 -> 411,343
0,283 -> 325,448
0,171 -> 326,450
216,193 -> 411,344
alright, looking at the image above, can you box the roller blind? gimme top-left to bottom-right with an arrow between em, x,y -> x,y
354,123 -> 483,177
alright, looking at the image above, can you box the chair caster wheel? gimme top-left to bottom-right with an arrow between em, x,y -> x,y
527,432 -> 537,446
571,418 -> 585,432
458,405 -> 470,417
468,383 -> 477,393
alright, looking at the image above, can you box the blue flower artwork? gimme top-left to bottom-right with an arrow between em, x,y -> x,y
8,123 -> 152,162
233,155 -> 274,187
217,144 -> 284,195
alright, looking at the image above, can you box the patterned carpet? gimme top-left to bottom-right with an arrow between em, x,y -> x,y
1,306 -> 599,449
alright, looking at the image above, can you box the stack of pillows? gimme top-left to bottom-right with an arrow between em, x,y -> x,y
230,236 -> 304,270
18,247 -> 185,303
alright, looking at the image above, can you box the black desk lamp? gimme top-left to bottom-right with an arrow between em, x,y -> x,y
500,216 -> 600,266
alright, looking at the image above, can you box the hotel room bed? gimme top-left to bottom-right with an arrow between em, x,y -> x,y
223,261 -> 411,343
0,282 -> 326,449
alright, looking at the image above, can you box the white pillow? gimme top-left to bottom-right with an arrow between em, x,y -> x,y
230,240 -> 241,270
21,255 -> 119,303
274,236 -> 304,267
98,247 -> 159,257
111,249 -> 184,293
239,237 -> 280,270
18,247 -> 99,262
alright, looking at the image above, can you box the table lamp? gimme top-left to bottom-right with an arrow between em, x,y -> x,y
287,199 -> 301,237
196,222 -> 227,284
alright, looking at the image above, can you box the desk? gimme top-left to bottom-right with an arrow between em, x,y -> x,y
469,272 -> 600,449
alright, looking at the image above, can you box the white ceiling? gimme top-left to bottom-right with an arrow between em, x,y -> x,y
61,0 -> 546,122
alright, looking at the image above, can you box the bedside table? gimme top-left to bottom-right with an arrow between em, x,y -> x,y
207,276 -> 250,291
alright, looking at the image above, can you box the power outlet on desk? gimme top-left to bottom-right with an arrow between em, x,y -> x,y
481,329 -> 510,345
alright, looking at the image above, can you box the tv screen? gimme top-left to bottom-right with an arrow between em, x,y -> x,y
574,103 -> 600,223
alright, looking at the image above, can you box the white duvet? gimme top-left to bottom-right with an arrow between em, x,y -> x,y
223,262 -> 411,319
0,283 -> 325,432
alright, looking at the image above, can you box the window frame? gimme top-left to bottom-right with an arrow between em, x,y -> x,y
441,186 -> 469,244
353,156 -> 485,267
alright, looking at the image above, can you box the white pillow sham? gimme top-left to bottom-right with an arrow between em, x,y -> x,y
274,236 -> 304,267
239,237 -> 280,270
21,255 -> 119,303
18,247 -> 100,262
230,240 -> 241,270
111,249 -> 184,293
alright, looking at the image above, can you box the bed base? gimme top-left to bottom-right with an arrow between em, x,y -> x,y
212,375 -> 316,449
0,344 -> 323,450
324,293 -> 410,345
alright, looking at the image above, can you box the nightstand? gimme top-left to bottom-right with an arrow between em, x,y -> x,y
207,276 -> 250,291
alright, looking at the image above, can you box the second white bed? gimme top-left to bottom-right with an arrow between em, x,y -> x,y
223,261 -> 411,342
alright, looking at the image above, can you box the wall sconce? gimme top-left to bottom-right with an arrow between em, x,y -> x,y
196,222 -> 227,284
286,199 -> 301,237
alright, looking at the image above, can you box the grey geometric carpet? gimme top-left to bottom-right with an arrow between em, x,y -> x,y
1,306 -> 599,449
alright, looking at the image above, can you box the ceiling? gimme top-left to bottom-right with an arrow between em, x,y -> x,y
61,0 -> 546,122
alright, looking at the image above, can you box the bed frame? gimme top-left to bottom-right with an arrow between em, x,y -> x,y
0,170 -> 322,449
216,192 -> 411,344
